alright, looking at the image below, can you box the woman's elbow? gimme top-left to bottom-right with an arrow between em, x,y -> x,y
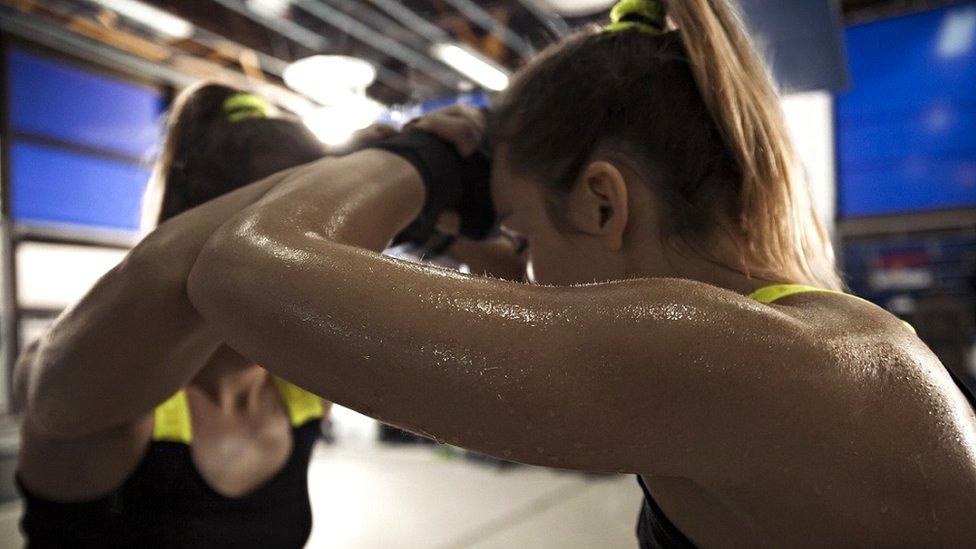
187,220 -> 258,322
25,374 -> 98,440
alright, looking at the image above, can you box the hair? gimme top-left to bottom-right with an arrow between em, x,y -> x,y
490,0 -> 841,289
142,82 -> 325,230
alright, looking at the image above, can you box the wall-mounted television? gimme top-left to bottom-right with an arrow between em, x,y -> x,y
836,2 -> 976,219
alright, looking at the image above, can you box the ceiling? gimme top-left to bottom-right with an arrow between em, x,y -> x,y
1,0 -> 965,105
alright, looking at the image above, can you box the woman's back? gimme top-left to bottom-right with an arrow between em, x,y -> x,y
636,288 -> 976,547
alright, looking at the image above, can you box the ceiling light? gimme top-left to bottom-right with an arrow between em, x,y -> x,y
284,55 -> 378,104
536,0 -> 614,17
89,0 -> 194,40
430,43 -> 510,92
302,95 -> 384,146
246,0 -> 291,18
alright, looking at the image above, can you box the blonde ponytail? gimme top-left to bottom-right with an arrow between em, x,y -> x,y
664,0 -> 842,289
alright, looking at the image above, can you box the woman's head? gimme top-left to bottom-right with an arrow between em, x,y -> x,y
489,0 -> 840,289
143,82 -> 325,228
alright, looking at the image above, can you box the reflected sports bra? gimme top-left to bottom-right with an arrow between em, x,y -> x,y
636,284 -> 976,549
18,378 -> 324,549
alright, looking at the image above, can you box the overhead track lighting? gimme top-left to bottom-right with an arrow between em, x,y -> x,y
88,0 -> 194,40
430,43 -> 510,92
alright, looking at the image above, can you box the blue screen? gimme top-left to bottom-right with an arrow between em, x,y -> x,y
8,49 -> 164,159
390,91 -> 491,126
836,3 -> 976,218
10,142 -> 151,231
6,49 -> 163,233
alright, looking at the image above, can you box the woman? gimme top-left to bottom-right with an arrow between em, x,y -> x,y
16,83 -> 330,548
31,0 -> 976,545
184,0 -> 976,545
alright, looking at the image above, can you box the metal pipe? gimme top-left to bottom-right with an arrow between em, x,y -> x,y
0,5 -> 312,114
511,0 -> 570,39
209,0 -> 412,94
364,0 -> 452,43
292,0 -> 462,90
439,0 -> 534,58
191,26 -> 290,75
209,0 -> 329,51
323,0 -> 429,48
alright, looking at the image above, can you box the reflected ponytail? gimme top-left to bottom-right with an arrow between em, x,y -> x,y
142,82 -> 324,232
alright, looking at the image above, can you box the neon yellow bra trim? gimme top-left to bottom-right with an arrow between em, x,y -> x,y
272,377 -> 326,428
153,390 -> 193,443
152,378 -> 324,443
748,284 -> 916,333
748,283 -> 850,305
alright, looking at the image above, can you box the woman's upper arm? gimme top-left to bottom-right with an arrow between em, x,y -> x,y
21,168 -> 298,439
191,209 -> 804,474
24,252 -> 217,439
13,339 -> 41,411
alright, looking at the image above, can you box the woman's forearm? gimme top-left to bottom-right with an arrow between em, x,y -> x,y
188,150 -> 428,383
240,151 -> 425,249
186,150 -> 761,473
26,167 -> 297,438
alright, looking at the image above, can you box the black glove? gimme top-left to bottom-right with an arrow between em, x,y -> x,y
369,130 -> 495,244
456,146 -> 495,240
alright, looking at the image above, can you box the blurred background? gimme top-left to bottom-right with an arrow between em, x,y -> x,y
0,0 -> 973,546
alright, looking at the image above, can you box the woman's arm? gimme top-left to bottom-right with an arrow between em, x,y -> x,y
23,165 -> 303,439
188,150 -> 815,475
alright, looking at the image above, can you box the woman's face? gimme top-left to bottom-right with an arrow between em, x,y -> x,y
491,152 -> 624,286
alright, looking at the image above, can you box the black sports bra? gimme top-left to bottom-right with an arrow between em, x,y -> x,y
18,378 -> 324,549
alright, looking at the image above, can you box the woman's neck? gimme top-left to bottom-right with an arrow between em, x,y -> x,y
189,346 -> 270,411
623,235 -> 786,297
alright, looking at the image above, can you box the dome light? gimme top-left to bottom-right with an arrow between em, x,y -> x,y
284,55 -> 378,104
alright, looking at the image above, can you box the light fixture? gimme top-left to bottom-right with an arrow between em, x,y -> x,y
430,43 -> 510,92
284,55 -> 378,104
245,0 -> 291,18
536,0 -> 614,17
89,0 -> 194,40
302,95 -> 384,146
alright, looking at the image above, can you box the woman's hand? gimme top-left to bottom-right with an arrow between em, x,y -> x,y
346,123 -> 398,151
407,105 -> 486,157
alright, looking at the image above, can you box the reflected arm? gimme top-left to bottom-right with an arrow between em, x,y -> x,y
23,167 -> 299,439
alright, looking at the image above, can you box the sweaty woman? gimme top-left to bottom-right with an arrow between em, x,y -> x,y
35,0 -> 976,547
186,0 -> 976,544
16,83 -> 329,548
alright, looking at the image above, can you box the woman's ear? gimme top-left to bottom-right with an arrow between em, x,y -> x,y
565,160 -> 629,250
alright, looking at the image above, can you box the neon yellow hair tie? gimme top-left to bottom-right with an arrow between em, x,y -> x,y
223,92 -> 270,123
606,0 -> 667,35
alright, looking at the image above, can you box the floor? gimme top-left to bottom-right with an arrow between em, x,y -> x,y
0,443 -> 644,548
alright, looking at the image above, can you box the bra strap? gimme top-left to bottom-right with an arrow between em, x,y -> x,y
747,284 -> 844,305
153,390 -> 193,443
152,379 -> 323,441
272,378 -> 324,427
749,284 -> 916,334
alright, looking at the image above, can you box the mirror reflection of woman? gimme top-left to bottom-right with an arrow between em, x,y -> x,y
16,83 -> 330,548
